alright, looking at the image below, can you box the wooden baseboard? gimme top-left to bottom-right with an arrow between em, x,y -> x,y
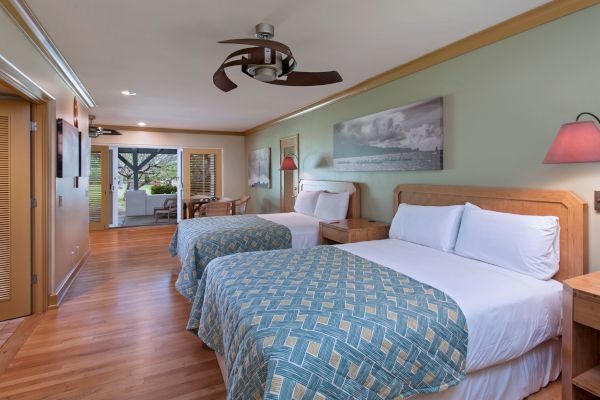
48,249 -> 90,310
0,313 -> 43,375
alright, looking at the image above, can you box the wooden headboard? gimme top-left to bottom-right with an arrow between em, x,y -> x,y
299,179 -> 361,219
393,184 -> 588,282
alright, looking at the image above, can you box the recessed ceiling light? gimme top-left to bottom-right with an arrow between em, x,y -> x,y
121,90 -> 136,96
137,122 -> 147,127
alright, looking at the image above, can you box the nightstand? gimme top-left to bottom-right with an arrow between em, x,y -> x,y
319,219 -> 389,245
563,271 -> 600,400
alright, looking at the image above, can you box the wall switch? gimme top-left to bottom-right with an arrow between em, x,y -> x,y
595,191 -> 600,212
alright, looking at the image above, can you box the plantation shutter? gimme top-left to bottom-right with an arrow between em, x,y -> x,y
189,153 -> 216,197
88,151 -> 103,223
0,115 -> 9,301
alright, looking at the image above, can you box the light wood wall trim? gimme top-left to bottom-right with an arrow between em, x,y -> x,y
392,184 -> 588,282
0,0 -> 95,108
48,249 -> 90,310
244,0 -> 599,136
101,125 -> 245,137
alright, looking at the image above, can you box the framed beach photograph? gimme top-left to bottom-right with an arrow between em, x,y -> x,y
333,97 -> 444,171
248,147 -> 271,188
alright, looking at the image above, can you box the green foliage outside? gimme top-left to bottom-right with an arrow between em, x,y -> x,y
150,184 -> 177,194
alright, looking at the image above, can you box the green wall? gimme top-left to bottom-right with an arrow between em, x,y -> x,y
246,5 -> 600,271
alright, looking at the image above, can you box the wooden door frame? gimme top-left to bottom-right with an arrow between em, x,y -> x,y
89,145 -> 110,230
1,55 -> 57,314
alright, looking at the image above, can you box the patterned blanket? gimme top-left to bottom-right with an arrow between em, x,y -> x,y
188,246 -> 468,400
169,215 -> 292,300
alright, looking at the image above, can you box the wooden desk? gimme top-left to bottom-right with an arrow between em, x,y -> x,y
563,271 -> 600,400
319,219 -> 389,245
183,197 -> 236,219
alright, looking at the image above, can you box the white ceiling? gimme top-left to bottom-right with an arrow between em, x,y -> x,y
27,0 -> 550,132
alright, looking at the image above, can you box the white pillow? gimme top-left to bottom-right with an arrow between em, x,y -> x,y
454,203 -> 560,280
293,190 -> 323,216
389,204 -> 464,252
313,192 -> 350,221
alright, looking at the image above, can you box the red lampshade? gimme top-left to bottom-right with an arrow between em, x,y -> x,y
544,121 -> 600,164
280,156 -> 298,170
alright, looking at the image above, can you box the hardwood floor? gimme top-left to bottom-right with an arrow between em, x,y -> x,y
0,226 -> 561,399
0,226 -> 225,399
0,318 -> 25,349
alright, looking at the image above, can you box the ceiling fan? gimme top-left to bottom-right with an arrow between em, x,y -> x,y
213,23 -> 342,92
88,115 -> 122,138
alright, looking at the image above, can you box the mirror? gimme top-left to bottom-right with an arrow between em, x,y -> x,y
279,134 -> 299,212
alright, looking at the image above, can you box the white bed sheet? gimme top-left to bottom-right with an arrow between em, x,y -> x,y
258,212 -> 320,249
337,239 -> 563,373
418,338 -> 561,400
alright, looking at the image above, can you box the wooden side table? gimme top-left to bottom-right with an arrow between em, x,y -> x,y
319,219 -> 389,245
563,271 -> 600,400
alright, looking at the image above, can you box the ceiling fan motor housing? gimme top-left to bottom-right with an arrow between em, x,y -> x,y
255,23 -> 274,39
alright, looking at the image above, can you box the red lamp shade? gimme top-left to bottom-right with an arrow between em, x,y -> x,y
280,156 -> 298,171
544,120 -> 600,164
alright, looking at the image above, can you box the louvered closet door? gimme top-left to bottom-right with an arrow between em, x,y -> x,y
89,145 -> 110,230
183,148 -> 222,199
0,99 -> 31,321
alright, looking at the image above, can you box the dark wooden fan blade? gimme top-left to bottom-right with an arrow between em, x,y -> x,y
267,71 -> 342,86
213,68 -> 237,92
218,38 -> 293,57
213,48 -> 267,92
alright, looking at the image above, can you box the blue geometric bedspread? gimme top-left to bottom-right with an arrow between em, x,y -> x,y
169,215 -> 291,301
188,246 -> 468,399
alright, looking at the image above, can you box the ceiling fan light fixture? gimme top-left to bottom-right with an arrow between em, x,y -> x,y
253,67 -> 277,82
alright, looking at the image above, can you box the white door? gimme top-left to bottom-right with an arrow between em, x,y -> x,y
177,148 -> 183,222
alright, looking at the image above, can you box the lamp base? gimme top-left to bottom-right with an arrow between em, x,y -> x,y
595,191 -> 600,212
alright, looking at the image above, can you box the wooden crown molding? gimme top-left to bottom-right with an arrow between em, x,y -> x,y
244,0 -> 599,136
100,124 -> 245,136
0,0 -> 96,108
0,52 -> 54,103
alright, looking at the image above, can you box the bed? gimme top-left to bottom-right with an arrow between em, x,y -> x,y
170,179 -> 360,300
187,184 -> 587,399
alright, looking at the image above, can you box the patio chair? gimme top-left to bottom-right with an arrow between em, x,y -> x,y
154,198 -> 177,222
153,197 -> 177,216
232,195 -> 250,215
199,201 -> 232,217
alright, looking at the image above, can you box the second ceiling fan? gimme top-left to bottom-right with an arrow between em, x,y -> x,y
213,23 -> 343,92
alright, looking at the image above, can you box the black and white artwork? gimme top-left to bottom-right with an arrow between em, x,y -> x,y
248,147 -> 271,188
333,97 -> 444,171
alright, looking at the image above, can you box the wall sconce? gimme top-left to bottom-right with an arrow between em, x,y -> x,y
544,112 -> 600,211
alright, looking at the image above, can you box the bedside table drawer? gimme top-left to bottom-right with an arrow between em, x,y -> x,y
320,225 -> 348,244
574,294 -> 600,331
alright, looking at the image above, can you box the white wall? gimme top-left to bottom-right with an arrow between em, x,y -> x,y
93,130 -> 246,199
